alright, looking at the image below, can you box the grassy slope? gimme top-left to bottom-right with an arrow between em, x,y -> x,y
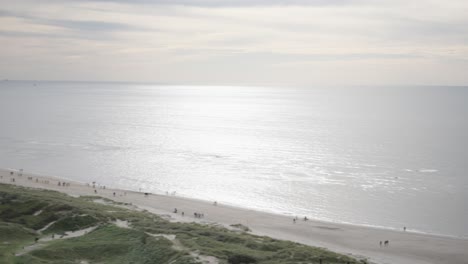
0,184 -> 364,264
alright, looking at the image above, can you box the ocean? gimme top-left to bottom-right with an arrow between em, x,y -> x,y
1,81 -> 467,238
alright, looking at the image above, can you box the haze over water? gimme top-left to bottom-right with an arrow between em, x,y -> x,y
1,81 -> 467,238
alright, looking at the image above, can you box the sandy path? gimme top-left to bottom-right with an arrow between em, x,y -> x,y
15,226 -> 98,256
1,168 -> 467,264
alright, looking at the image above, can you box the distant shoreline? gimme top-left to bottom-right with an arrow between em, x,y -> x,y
1,167 -> 467,264
3,79 -> 468,88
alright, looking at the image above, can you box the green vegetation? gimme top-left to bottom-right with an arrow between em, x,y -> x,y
0,184 -> 363,263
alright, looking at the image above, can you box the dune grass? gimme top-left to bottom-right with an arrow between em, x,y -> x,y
0,184 -> 364,264
15,225 -> 196,264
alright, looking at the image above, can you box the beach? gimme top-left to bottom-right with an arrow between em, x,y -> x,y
1,168 -> 467,264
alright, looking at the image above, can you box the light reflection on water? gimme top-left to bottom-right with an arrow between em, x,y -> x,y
0,82 -> 467,238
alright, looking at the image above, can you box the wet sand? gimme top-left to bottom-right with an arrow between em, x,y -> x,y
1,168 -> 467,264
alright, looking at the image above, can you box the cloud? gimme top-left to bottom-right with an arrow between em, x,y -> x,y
0,30 -> 63,39
0,0 -> 467,85
57,0 -> 363,7
47,19 -> 141,32
0,8 -> 148,34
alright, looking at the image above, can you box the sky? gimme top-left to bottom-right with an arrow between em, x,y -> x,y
1,0 -> 468,86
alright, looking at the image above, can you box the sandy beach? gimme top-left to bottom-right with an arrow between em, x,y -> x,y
1,168 -> 467,264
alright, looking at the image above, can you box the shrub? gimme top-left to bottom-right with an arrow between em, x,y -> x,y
228,254 -> 257,264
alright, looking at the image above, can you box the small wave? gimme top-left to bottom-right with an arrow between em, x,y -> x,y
203,153 -> 228,159
286,171 -> 310,178
419,169 -> 438,173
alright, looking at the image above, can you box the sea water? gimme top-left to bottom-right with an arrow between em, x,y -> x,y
0,81 -> 467,238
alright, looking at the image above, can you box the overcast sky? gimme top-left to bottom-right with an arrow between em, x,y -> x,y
1,0 -> 467,85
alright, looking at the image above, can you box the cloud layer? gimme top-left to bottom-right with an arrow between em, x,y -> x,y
1,0 -> 467,85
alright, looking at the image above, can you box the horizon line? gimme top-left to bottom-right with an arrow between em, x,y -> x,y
2,79 -> 468,88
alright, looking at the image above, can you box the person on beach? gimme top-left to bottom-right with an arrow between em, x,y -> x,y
194,212 -> 204,218
293,218 -> 296,224
113,192 -> 116,197
94,190 -> 97,194
182,212 -> 184,216
379,241 -> 382,247
384,240 -> 389,246
303,216 -> 308,221
173,208 -> 178,213
213,201 -> 217,206
404,226 -> 406,231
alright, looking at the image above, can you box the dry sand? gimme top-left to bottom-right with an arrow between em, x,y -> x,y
1,168 -> 467,264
